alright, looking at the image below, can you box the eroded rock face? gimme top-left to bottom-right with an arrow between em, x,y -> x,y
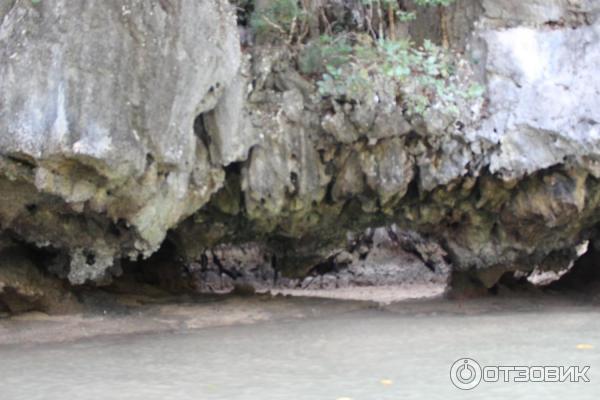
177,0 -> 600,287
483,22 -> 600,178
2,0 -> 600,292
186,227 -> 449,294
0,0 -> 239,283
0,242 -> 77,314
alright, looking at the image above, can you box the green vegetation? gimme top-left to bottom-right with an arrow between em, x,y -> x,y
245,0 -> 483,117
315,34 -> 483,115
361,0 -> 454,24
248,0 -> 456,42
250,0 -> 307,42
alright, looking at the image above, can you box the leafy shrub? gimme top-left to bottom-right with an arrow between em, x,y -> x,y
250,0 -> 307,42
247,0 -> 482,117
316,35 -> 484,116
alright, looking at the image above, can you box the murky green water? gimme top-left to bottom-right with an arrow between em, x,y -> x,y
1,306 -> 599,399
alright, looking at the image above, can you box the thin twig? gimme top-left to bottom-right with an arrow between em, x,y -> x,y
288,16 -> 297,45
364,2 -> 377,40
261,15 -> 287,36
388,1 -> 396,40
376,0 -> 384,40
320,6 -> 332,35
439,5 -> 449,49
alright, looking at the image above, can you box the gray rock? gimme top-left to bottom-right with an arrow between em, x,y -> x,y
480,0 -> 600,26
332,151 -> 365,201
0,246 -> 78,314
242,116 -> 328,222
3,0 -> 600,294
359,138 -> 414,206
203,71 -> 258,166
480,24 -> 600,179
0,0 -> 240,282
322,111 -> 361,144
191,243 -> 275,293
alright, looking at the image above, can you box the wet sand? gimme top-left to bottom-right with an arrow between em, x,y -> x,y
0,284 -> 597,346
269,283 -> 446,304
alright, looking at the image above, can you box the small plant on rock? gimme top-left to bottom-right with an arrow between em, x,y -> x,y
316,34 -> 483,117
250,0 -> 308,43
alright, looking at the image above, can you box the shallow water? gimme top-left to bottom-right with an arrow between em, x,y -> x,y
1,306 -> 599,399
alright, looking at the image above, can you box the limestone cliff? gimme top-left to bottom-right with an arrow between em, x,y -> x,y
1,0 -> 600,294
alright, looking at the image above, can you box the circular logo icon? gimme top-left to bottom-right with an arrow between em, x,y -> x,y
450,358 -> 482,390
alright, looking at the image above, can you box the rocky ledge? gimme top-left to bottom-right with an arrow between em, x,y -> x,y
1,0 -> 600,312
